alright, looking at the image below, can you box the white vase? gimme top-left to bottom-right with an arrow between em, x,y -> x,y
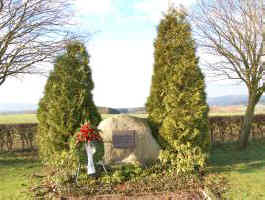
85,142 -> 96,175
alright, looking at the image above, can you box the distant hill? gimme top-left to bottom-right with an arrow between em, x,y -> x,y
0,103 -> 37,114
0,104 -> 121,115
116,107 -> 146,114
2,95 -> 265,114
0,103 -> 146,115
208,95 -> 265,106
97,107 -> 120,114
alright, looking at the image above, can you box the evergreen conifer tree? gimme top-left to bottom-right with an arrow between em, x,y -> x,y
37,41 -> 101,163
146,9 -> 209,153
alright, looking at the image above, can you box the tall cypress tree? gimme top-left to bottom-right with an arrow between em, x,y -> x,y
37,41 -> 101,163
146,9 -> 209,153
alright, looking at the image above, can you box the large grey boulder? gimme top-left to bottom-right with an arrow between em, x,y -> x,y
98,115 -> 161,165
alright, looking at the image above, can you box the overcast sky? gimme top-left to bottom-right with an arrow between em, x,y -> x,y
0,0 -> 248,108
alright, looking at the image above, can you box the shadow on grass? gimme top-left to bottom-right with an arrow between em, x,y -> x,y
208,139 -> 265,173
0,151 -> 40,167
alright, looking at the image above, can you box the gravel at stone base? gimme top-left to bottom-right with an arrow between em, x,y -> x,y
65,192 -> 202,200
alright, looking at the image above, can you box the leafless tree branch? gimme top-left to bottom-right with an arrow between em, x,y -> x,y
0,0 -> 85,86
191,0 -> 265,148
192,0 -> 265,94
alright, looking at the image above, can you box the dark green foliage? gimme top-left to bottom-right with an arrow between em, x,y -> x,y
37,41 -> 101,163
146,9 -> 209,153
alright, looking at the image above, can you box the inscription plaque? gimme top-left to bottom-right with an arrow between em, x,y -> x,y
112,130 -> 136,149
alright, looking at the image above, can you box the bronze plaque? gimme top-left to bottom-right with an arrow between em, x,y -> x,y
112,130 -> 136,149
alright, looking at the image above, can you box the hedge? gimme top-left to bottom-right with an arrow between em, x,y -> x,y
1,114 -> 265,152
0,123 -> 37,152
209,115 -> 265,145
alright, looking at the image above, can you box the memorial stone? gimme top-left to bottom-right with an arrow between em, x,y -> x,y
98,115 -> 161,165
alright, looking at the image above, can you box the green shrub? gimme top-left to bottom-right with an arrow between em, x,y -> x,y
146,9 -> 209,156
100,164 -> 143,184
37,41 -> 101,165
159,142 -> 207,175
47,149 -> 78,186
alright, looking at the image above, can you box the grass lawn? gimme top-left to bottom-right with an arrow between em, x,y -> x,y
1,141 -> 265,199
0,151 -> 41,200
209,140 -> 265,199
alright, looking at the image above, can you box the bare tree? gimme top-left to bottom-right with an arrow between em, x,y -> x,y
0,0 -> 79,86
0,1 -> 3,12
192,0 -> 265,149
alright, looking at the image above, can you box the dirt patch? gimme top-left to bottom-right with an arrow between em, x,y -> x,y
64,192 -> 202,200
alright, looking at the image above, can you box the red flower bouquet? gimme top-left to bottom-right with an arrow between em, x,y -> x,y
76,121 -> 102,145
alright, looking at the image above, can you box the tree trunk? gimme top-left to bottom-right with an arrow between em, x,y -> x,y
239,94 -> 257,149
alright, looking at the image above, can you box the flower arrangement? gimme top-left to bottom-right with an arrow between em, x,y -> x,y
74,121 -> 104,175
76,121 -> 102,145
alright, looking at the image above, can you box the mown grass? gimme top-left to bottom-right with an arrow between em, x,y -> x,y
0,151 -> 41,200
1,141 -> 265,199
209,140 -> 265,199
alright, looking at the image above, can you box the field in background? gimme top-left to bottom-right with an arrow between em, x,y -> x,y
0,113 -> 148,124
209,105 -> 265,116
1,105 -> 265,124
0,114 -> 38,124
